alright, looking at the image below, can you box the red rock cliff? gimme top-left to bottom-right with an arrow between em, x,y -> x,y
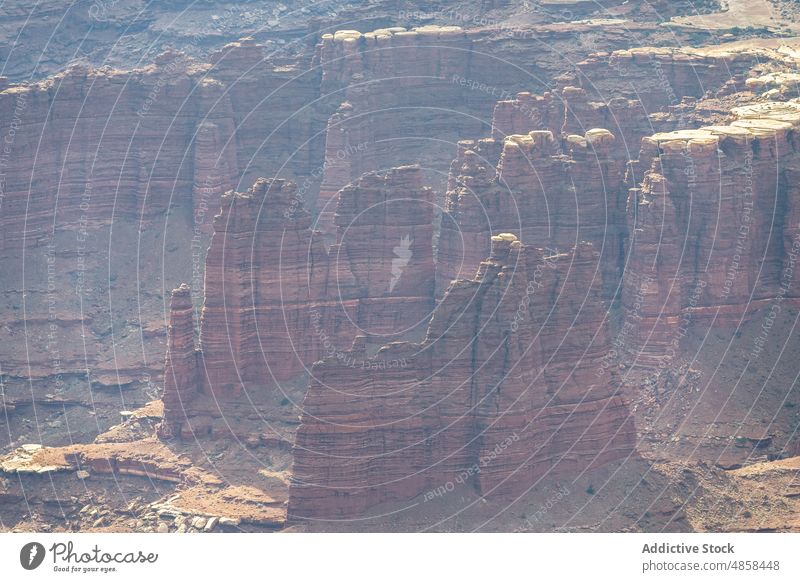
159,284 -> 200,438
622,101 -> 800,367
289,235 -> 635,520
160,167 -> 436,438
437,128 -> 626,299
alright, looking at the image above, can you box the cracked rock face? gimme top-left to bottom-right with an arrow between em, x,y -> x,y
622,100 -> 800,366
289,238 -> 635,520
5,0 -> 800,533
159,168 -> 436,439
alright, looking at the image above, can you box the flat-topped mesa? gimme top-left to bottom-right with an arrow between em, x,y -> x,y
159,284 -> 200,438
319,26 -> 470,93
314,24 -> 528,232
0,43 -> 326,254
0,63 -> 200,251
622,101 -> 800,367
578,48 -> 762,111
312,25 -> 666,241
289,237 -> 635,520
437,127 -> 626,299
490,87 -> 654,161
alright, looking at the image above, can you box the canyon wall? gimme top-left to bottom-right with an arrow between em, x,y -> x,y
576,48 -> 761,112
621,100 -> 800,367
0,21 -> 749,392
436,127 -> 626,299
6,0 -> 800,533
312,23 -> 736,235
289,235 -> 635,520
0,45 -> 329,397
491,85 -> 655,158
159,167 -> 436,438
433,76 -> 685,301
314,25 -> 498,236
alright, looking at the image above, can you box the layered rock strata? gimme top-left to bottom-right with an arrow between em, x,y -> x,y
437,128 -> 626,299
198,178 -> 330,393
313,24 -> 695,236
1,25 -> 744,389
0,45 -> 329,391
160,168 -> 436,438
491,86 -> 655,160
577,48 -> 765,112
160,285 -> 200,436
314,26 -> 482,235
289,235 -> 635,520
622,100 -> 800,366
331,166 -> 436,337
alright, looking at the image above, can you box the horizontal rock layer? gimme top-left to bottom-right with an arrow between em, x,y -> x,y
289,236 -> 635,519
438,76 -> 800,373
0,43 -> 329,388
437,127 -> 626,299
622,100 -> 800,366
161,167 -> 436,438
1,24 -> 751,386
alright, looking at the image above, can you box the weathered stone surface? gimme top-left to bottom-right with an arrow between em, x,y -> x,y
0,44 -> 330,396
578,48 -> 762,111
491,91 -> 563,141
622,100 -> 800,367
332,166 -> 436,337
159,284 -> 200,438
0,21 -> 739,394
437,128 -> 626,299
491,87 -> 654,160
289,236 -> 635,520
160,168 -> 436,437
312,23 -> 672,235
199,178 -> 330,391
8,2 -> 800,535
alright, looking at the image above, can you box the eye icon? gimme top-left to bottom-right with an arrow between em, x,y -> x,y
20,542 -> 46,570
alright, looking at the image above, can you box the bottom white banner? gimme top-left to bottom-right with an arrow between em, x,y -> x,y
1,533 -> 797,581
